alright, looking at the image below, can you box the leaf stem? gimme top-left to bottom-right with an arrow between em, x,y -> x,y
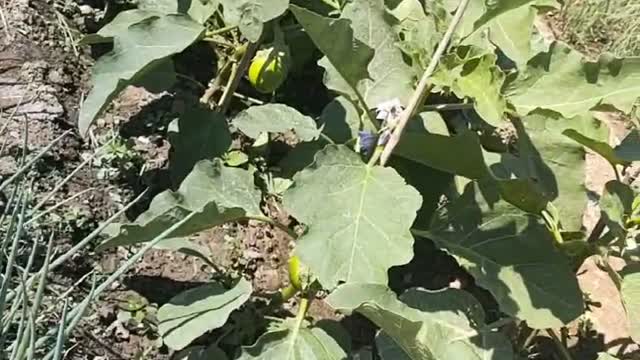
378,0 -> 471,165
546,328 -> 573,360
206,25 -> 238,37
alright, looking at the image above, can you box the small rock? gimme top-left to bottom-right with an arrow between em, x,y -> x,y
78,5 -> 93,15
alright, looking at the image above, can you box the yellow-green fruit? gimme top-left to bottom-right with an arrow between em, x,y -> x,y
248,48 -> 289,94
288,255 -> 307,291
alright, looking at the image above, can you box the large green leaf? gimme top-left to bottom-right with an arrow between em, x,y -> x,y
493,113 -> 594,231
97,160 -> 261,250
158,278 -> 252,350
238,319 -> 349,359
232,104 -> 321,142
80,10 -> 157,44
393,119 -> 548,214
418,182 -> 583,329
320,0 -> 414,106
290,5 -> 374,105
78,14 -> 203,135
221,0 -> 289,42
327,284 -> 513,359
138,0 -> 219,24
485,4 -> 536,67
614,130 -> 640,162
563,128 -> 622,167
507,43 -> 640,118
168,107 -> 232,186
283,145 -> 421,287
620,265 -> 640,343
278,97 -> 360,177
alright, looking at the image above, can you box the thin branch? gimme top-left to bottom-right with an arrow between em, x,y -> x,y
379,0 -> 471,165
218,41 -> 261,113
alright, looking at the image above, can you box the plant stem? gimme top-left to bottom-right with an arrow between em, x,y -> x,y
280,284 -> 298,302
219,41 -> 260,113
423,102 -> 474,112
201,60 -> 233,105
378,0 -> 471,166
546,329 -> 573,360
206,25 -> 238,37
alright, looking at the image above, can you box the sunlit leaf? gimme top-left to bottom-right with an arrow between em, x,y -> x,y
322,0 -> 415,106
290,5 -> 374,105
158,278 -> 252,350
417,182 -> 584,329
238,318 -> 349,359
98,160 -> 261,250
138,0 -> 220,24
284,145 -> 421,287
221,0 -> 289,42
327,284 -> 513,359
78,14 -> 203,135
507,43 -> 640,118
233,103 -> 321,142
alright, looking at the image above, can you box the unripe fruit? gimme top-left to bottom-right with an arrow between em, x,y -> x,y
248,47 -> 289,94
288,255 -> 309,291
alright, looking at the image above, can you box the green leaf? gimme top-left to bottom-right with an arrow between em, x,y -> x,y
78,14 -> 204,136
418,182 -> 584,329
322,0 -> 415,106
601,180 -> 634,237
507,43 -> 640,118
485,4 -> 537,68
138,0 -> 220,24
158,278 -> 252,350
98,160 -> 261,250
563,128 -> 622,167
168,107 -> 232,186
326,285 -> 514,359
173,344 -> 229,360
283,145 -> 421,287
232,104 -> 321,142
132,59 -> 177,93
387,0 -> 439,71
278,97 -> 360,177
79,10 -> 157,44
451,54 -> 506,126
222,0 -> 289,42
494,114 -> 594,231
614,130 -> 640,162
238,318 -> 349,359
393,123 -> 548,214
597,353 -> 620,360
620,265 -> 640,343
319,96 -> 360,143
290,5 -> 374,101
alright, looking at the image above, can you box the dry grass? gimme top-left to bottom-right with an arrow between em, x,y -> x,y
556,0 -> 640,58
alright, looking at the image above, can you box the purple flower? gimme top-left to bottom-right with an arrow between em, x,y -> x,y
358,131 -> 377,155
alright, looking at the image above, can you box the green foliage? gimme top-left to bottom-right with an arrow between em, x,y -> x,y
78,11 -> 204,135
237,318 -> 349,359
284,145 -> 421,287
158,279 -> 252,350
327,284 -> 513,359
77,0 -> 640,358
